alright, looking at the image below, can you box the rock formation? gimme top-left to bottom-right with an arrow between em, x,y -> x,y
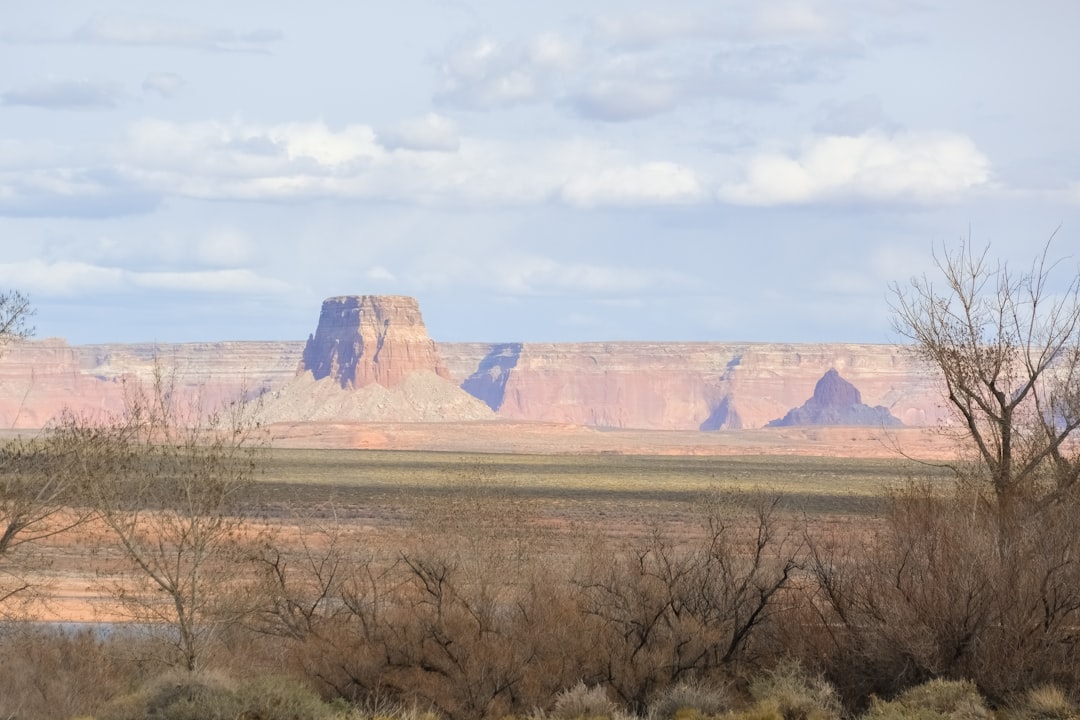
765,368 -> 904,427
258,295 -> 496,423
0,296 -> 949,432
299,295 -> 449,388
442,342 -> 943,431
0,339 -> 300,429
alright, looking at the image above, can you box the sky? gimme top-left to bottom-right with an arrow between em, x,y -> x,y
1,0 -> 1078,346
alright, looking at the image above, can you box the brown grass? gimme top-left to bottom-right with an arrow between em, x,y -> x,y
14,449 -> 923,624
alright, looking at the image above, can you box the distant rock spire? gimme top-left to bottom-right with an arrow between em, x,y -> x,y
766,368 -> 903,427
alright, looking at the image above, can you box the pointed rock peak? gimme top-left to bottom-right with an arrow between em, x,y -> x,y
811,368 -> 861,408
299,295 -> 449,389
766,367 -> 903,428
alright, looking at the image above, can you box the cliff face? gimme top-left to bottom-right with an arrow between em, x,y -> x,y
299,295 -> 449,388
0,295 -> 950,432
0,339 -> 303,428
476,343 -> 729,430
441,341 -> 946,431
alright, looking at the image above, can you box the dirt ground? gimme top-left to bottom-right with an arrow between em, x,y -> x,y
267,420 -> 959,459
13,421 -> 953,625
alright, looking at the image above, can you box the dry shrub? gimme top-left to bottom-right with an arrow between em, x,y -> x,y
97,669 -> 343,720
745,660 -> 842,720
648,679 -> 733,720
0,624 -> 134,720
576,492 -> 802,711
1010,685 -> 1078,720
862,679 -> 991,720
804,480 -> 1080,705
551,681 -> 620,720
245,487 -> 805,719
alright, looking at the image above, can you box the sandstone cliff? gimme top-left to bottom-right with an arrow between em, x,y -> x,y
0,337 -> 947,431
299,295 -> 449,388
0,296 -> 951,433
441,341 -> 946,431
274,295 -> 493,423
0,339 -> 303,429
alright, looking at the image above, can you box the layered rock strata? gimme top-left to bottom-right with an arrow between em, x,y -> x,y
269,295 -> 491,422
441,341 -> 945,430
0,292 -> 949,431
299,295 -> 449,388
0,339 -> 303,429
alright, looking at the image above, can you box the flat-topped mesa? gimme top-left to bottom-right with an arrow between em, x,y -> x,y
299,295 -> 450,389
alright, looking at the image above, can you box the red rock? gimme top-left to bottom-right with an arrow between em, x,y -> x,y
442,341 -> 945,430
298,295 -> 449,388
0,297 -> 951,433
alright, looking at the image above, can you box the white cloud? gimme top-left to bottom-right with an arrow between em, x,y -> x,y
120,119 -> 382,196
1,115 -> 1001,216
1,79 -> 123,109
91,118 -> 707,209
0,260 -> 125,297
278,123 -> 380,165
132,269 -> 290,294
0,167 -> 158,217
562,162 -> 704,206
0,258 -> 288,298
719,131 -> 991,205
529,33 -> 581,72
377,113 -> 460,152
435,34 -> 545,108
72,15 -> 281,51
142,72 -> 185,98
431,10 -> 860,122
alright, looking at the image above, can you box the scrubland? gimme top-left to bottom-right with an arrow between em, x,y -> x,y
3,448 -> 1080,720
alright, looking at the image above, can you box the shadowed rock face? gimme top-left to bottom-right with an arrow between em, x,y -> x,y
299,295 -> 449,388
766,368 -> 904,427
700,396 -> 742,431
460,343 -> 522,411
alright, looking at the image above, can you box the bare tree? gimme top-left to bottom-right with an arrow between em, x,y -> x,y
0,289 -> 53,608
891,235 -> 1080,512
0,431 -> 91,609
800,236 -> 1080,703
576,491 -> 801,711
0,290 -> 33,353
71,368 -> 268,671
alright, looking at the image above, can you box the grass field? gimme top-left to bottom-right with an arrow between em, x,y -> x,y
251,447 -> 953,521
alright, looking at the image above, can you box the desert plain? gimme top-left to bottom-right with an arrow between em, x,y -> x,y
21,419 -> 956,625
